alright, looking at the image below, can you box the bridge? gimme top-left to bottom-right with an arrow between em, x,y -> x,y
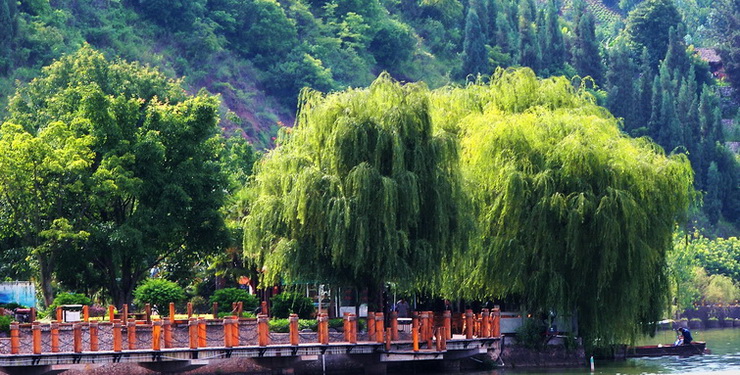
0,308 -> 504,375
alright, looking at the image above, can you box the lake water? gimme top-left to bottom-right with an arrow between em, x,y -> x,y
463,328 -> 740,375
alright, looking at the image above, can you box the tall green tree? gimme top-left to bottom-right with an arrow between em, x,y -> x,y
516,0 -> 540,71
539,0 -> 565,75
625,0 -> 682,67
461,7 -> 489,77
432,68 -> 694,346
0,45 -> 228,306
244,74 -> 469,304
606,39 -> 637,130
572,12 -> 603,83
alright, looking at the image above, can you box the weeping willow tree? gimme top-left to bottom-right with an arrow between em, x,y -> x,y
430,68 -> 694,346
243,73 -> 469,303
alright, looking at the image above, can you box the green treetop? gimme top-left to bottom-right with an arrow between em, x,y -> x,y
430,68 -> 694,346
0,45 -> 228,306
243,73 -> 470,302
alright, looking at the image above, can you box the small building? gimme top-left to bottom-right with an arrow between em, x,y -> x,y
695,48 -> 726,80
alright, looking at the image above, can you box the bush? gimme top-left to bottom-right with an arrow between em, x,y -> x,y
217,311 -> 255,319
0,315 -> 11,334
270,292 -> 315,319
515,318 -> 546,350
47,293 -> 91,317
209,288 -> 258,313
133,279 -> 186,315
0,302 -> 24,310
268,318 -> 318,332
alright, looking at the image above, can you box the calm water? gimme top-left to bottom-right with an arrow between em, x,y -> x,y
463,328 -> 740,375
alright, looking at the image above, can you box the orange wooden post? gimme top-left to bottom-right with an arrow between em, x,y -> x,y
187,302 -> 193,319
492,307 -> 501,338
169,302 -> 175,321
83,305 -> 89,322
443,310 -> 452,340
122,304 -> 129,323
320,313 -> 330,345
108,305 -> 115,321
258,314 -> 269,346
152,320 -> 162,351
51,322 -> 60,352
212,302 -> 218,319
375,312 -> 384,344
411,315 -> 419,352
0,307 -> 4,316
232,318 -> 240,347
481,309 -> 490,338
56,306 -> 63,322
289,314 -> 299,346
260,301 -> 268,316
440,327 -> 447,351
188,318 -> 198,349
424,312 -> 433,349
198,317 -> 207,348
32,321 -> 41,354
30,307 -> 36,322
367,312 -> 375,342
385,328 -> 392,351
113,320 -> 122,352
237,301 -> 243,317
343,313 -> 350,342
349,314 -> 358,344
465,309 -> 473,339
164,318 -> 173,348
435,326 -> 442,351
223,318 -> 233,348
90,322 -> 99,352
10,323 -> 20,354
74,323 -> 82,353
391,311 -> 399,341
128,318 -> 137,350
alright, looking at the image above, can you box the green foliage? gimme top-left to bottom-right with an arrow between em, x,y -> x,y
431,68 -> 693,346
244,73 -> 469,297
270,292 -> 315,319
0,315 -> 10,334
461,8 -> 488,77
0,45 -> 228,306
133,279 -> 186,312
268,318 -> 317,332
515,318 -> 545,350
625,0 -> 682,67
47,293 -> 92,316
209,288 -> 258,312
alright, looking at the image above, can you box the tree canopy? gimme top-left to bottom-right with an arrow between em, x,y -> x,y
243,73 -> 470,298
431,68 -> 694,345
0,45 -> 227,306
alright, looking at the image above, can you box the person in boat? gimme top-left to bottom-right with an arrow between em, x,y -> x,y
673,331 -> 684,346
678,327 -> 693,345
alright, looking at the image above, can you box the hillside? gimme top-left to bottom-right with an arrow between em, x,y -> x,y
0,0 -> 738,235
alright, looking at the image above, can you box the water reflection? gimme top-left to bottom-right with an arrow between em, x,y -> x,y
457,329 -> 740,375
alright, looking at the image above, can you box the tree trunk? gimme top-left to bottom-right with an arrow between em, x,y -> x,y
37,252 -> 54,307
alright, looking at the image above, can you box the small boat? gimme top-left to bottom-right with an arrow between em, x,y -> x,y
626,342 -> 707,358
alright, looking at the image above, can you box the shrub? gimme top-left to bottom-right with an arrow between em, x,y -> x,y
268,318 -> 319,332
515,318 -> 546,350
47,293 -> 91,316
270,292 -> 315,319
0,315 -> 11,333
189,296 -> 210,314
0,303 -> 24,310
133,279 -> 186,315
209,288 -> 258,313
217,311 -> 255,319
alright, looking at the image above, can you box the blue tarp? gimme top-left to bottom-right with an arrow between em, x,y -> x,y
0,282 -> 36,308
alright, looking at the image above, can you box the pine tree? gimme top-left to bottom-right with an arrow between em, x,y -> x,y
572,12 -> 603,83
461,7 -> 489,78
663,26 -> 691,81
635,48 -> 654,136
0,0 -> 17,73
540,0 -> 565,75
606,41 -> 637,131
517,0 -> 540,70
705,162 -> 722,224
